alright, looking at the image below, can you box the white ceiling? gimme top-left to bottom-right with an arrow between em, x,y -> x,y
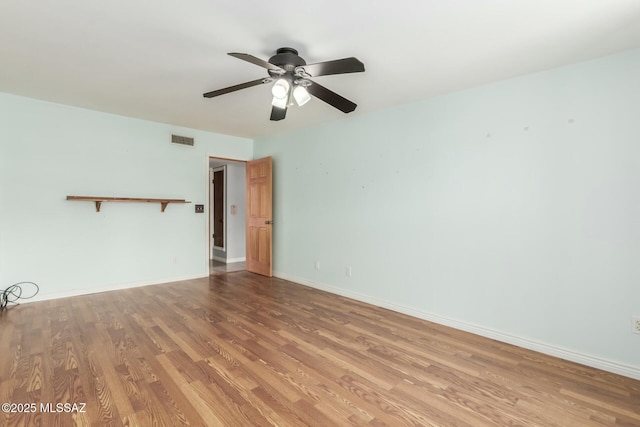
1,1 -> 639,140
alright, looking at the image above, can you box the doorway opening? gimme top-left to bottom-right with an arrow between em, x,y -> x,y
209,157 -> 247,275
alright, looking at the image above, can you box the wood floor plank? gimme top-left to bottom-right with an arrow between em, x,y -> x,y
1,271 -> 639,426
134,352 -> 208,427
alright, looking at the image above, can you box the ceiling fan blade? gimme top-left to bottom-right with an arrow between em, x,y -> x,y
296,57 -> 365,77
306,81 -> 357,113
228,52 -> 285,73
203,78 -> 271,98
270,106 -> 287,121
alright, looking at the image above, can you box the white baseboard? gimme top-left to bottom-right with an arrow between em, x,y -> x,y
274,271 -> 640,381
18,273 -> 210,304
211,256 -> 246,264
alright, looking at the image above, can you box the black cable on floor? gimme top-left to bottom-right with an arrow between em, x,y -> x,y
0,282 -> 39,313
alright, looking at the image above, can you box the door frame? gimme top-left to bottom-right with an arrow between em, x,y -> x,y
211,165 -> 226,253
206,156 -> 248,270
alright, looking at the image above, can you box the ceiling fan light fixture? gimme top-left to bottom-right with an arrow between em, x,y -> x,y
203,48 -> 365,121
271,78 -> 290,99
293,85 -> 311,106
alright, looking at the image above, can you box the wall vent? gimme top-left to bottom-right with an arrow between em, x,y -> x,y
171,134 -> 194,146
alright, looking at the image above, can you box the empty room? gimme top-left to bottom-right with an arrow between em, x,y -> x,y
1,1 -> 639,426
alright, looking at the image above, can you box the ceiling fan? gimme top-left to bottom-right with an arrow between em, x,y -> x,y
203,47 -> 365,121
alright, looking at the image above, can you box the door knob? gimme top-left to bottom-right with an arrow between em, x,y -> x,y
265,220 -> 273,225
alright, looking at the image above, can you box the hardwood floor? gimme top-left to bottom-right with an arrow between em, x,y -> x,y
1,272 -> 639,426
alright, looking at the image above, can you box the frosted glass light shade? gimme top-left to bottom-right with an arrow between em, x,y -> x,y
271,79 -> 290,99
293,86 -> 311,106
271,95 -> 287,109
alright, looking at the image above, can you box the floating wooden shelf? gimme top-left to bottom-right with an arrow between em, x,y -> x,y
66,196 -> 191,212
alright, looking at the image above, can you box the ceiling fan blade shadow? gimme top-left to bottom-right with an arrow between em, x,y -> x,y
306,81 -> 357,113
203,78 -> 271,98
296,57 -> 364,77
228,53 -> 285,73
270,106 -> 287,121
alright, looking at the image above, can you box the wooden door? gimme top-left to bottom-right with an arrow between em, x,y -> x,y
246,156 -> 272,276
213,169 -> 224,248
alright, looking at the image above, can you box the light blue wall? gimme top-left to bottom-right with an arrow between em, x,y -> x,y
255,49 -> 640,373
0,93 -> 252,299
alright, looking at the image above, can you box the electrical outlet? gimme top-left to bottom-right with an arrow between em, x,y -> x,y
632,316 -> 640,335
346,266 -> 352,277
314,260 -> 320,270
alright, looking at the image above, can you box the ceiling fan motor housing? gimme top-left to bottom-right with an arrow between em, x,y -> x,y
268,47 -> 306,75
